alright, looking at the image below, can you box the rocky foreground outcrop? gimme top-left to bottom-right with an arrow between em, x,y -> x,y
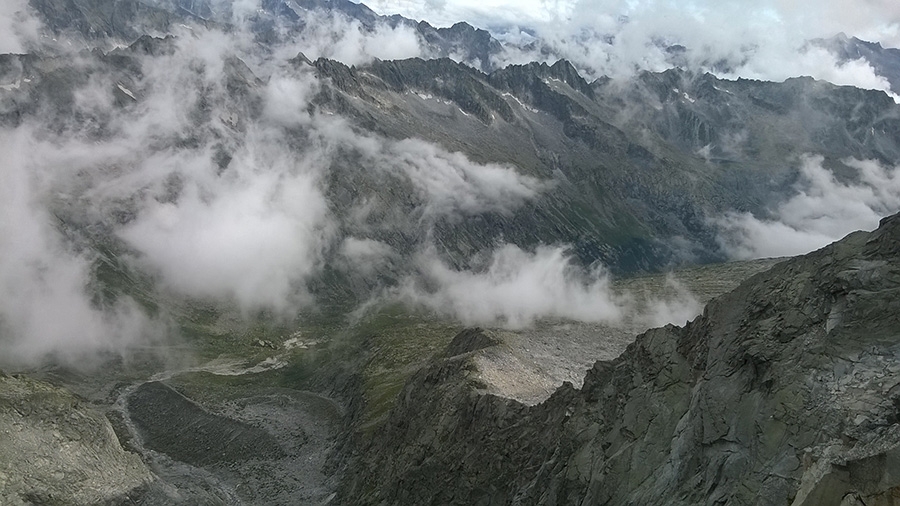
339,213 -> 900,505
0,374 -> 152,505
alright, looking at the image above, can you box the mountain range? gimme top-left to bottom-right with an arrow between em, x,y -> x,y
2,0 -> 900,504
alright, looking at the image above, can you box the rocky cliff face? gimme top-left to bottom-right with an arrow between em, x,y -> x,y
339,212 -> 900,505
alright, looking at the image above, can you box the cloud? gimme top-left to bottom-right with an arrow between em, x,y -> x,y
394,244 -> 628,328
339,237 -> 394,275
637,276 -> 703,328
262,72 -> 319,127
0,126 -> 158,369
723,44 -> 900,103
363,0 -> 900,47
266,8 -> 424,66
715,155 -> 900,259
230,0 -> 262,23
309,119 -> 546,219
388,243 -> 704,330
0,0 -> 42,54
118,146 -> 332,314
377,138 -> 546,218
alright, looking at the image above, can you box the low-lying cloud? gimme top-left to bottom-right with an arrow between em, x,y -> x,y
395,244 -> 627,328
119,149 -> 332,314
715,155 -> 900,259
393,244 -> 703,330
0,0 -> 42,54
375,138 -> 546,218
637,276 -> 703,329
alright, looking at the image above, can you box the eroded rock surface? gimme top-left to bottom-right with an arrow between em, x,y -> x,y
339,213 -> 900,505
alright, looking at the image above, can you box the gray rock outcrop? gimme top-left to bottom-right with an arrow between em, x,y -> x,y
0,374 -> 152,505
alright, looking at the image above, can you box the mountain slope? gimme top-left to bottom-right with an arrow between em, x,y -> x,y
309,56 -> 900,269
339,212 -> 900,505
3,30 -> 899,311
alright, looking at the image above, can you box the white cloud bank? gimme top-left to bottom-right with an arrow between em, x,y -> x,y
397,244 -> 627,328
715,155 -> 900,259
119,155 -> 332,314
377,138 -> 546,217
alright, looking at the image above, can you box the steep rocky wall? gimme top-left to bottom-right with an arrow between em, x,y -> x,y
339,213 -> 900,505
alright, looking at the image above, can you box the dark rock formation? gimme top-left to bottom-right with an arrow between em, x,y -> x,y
339,212 -> 900,505
444,327 -> 501,357
28,0 -> 183,43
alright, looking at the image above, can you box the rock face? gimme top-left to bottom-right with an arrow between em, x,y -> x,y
310,56 -> 900,273
0,374 -> 152,505
339,212 -> 900,505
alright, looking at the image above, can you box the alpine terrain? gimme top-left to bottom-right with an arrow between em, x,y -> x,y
1,0 -> 900,504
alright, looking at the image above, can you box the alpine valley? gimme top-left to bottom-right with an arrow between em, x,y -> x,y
2,0 -> 900,505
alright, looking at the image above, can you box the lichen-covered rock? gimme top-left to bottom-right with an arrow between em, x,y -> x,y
339,213 -> 900,505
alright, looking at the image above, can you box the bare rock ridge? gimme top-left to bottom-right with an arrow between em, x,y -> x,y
339,212 -> 900,505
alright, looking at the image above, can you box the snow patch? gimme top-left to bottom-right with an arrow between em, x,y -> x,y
116,83 -> 136,101
502,92 -> 539,113
283,336 -> 321,350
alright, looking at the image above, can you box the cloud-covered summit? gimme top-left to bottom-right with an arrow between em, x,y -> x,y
361,0 -> 900,99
